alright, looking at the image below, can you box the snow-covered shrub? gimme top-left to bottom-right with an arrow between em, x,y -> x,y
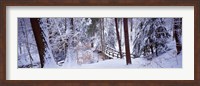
133,18 -> 171,59
77,50 -> 94,65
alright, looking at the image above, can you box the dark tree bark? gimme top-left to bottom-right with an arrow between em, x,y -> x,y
123,18 -> 132,65
115,18 -> 123,59
71,18 -> 75,47
63,18 -> 67,62
19,43 -> 22,54
150,45 -> 154,55
130,19 -> 133,32
155,43 -> 158,56
173,18 -> 182,55
71,18 -> 74,33
130,19 -> 133,41
120,19 -> 123,41
30,18 -> 45,68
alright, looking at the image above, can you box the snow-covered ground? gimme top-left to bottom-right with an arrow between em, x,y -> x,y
57,40 -> 182,68
75,51 -> 180,68
19,40 -> 181,69
43,48 -> 181,69
18,18 -> 182,69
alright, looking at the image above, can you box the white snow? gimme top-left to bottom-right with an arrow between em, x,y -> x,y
46,48 -> 182,69
81,50 -> 181,68
18,18 -> 182,69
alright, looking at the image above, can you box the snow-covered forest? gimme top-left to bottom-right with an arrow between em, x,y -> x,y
18,18 -> 182,68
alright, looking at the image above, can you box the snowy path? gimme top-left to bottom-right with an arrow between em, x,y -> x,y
59,49 -> 182,68
23,48 -> 181,68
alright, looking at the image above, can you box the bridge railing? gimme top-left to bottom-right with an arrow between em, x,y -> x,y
104,46 -> 135,58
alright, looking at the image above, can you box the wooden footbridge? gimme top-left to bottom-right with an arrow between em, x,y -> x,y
101,45 -> 135,59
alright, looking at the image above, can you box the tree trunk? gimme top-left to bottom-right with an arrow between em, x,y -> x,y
19,43 -> 22,54
115,18 -> 123,59
155,43 -> 158,56
100,19 -> 104,52
71,18 -> 74,35
64,18 -> 67,61
130,19 -> 133,41
71,18 -> 75,47
130,19 -> 133,32
101,18 -> 106,60
123,18 -> 132,65
150,45 -> 154,55
173,18 -> 182,55
30,18 -> 45,68
120,19 -> 123,43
